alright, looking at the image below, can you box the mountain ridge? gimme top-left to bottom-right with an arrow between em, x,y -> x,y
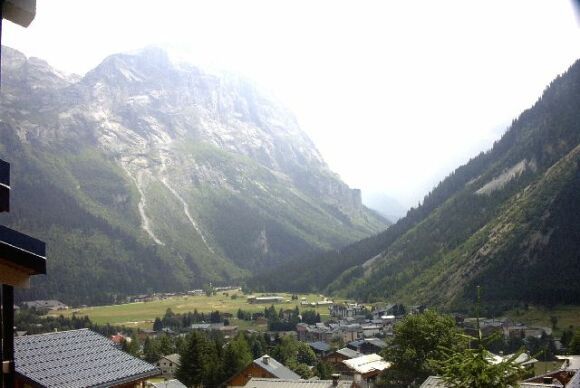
251,58 -> 580,310
0,46 -> 388,304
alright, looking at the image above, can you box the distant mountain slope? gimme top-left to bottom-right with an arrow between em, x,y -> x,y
362,192 -> 407,222
252,59 -> 580,309
0,46 -> 387,305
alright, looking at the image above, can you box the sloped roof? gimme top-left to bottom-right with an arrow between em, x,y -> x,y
243,378 -> 352,387
308,341 -> 331,352
253,355 -> 301,380
343,353 -> 391,374
336,347 -> 362,359
163,353 -> 181,365
419,376 -> 447,388
151,379 -> 187,388
15,329 -> 160,387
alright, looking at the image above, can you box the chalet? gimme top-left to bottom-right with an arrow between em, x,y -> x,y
148,380 -> 187,388
361,323 -> 383,337
342,353 -> 391,383
21,299 -> 68,311
1,161 -> 47,388
420,352 -> 543,388
347,338 -> 387,355
330,303 -> 366,319
323,347 -> 363,376
419,376 -> 446,387
14,329 -> 160,387
243,377 -> 352,387
371,304 -> 402,319
297,322 -> 363,343
110,333 -> 129,347
308,341 -> 332,357
156,353 -> 181,377
216,325 -> 239,337
226,355 -> 300,387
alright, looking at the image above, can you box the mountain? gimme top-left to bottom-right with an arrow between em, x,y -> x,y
0,46 -> 387,305
251,59 -> 580,310
361,192 -> 407,222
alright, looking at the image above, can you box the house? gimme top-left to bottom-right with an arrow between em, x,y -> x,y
340,324 -> 363,343
21,299 -> 68,311
323,347 -> 363,375
520,355 -> 580,388
14,329 -> 160,387
147,379 -> 187,388
419,376 -> 446,388
308,341 -> 332,357
226,355 -> 301,387
156,354 -> 181,378
190,323 -> 212,331
347,338 -> 387,355
420,352 -> 544,388
243,377 -> 352,387
330,303 -> 366,319
217,325 -> 239,337
361,323 -> 382,337
342,353 -> 391,381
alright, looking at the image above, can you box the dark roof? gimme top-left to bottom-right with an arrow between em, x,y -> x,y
365,338 -> 387,348
348,338 -> 387,349
308,341 -> 331,352
244,378 -> 352,387
0,224 -> 46,274
335,347 -> 362,359
253,355 -> 301,380
15,329 -> 160,387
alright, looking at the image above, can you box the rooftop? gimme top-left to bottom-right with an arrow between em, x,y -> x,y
336,347 -> 362,359
343,353 -> 391,375
253,355 -> 301,380
150,380 -> 187,388
243,378 -> 352,388
15,329 -> 160,387
308,341 -> 331,352
162,353 -> 181,365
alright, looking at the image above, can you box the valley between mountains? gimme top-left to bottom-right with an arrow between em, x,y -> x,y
1,45 -> 579,312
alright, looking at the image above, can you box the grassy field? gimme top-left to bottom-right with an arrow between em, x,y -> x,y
52,290 -> 344,329
505,305 -> 580,335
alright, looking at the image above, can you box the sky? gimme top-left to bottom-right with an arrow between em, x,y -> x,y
3,0 -> 580,208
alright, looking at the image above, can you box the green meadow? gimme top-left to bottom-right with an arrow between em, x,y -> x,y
506,305 -> 580,335
53,290 -> 343,329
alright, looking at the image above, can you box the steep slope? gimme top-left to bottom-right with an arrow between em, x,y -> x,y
253,59 -> 580,309
0,46 -> 387,305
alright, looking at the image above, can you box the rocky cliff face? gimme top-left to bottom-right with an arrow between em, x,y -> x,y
0,46 -> 387,304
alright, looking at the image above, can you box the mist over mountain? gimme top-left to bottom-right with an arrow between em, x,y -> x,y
362,192 -> 407,222
0,46 -> 387,305
251,58 -> 580,310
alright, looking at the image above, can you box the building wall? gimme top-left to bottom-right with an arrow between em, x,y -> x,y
227,364 -> 276,387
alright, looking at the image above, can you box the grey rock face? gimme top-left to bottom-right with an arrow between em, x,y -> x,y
0,45 -> 387,285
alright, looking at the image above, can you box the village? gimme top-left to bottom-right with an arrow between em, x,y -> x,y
12,290 -> 580,387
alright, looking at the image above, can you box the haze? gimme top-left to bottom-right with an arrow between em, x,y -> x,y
4,0 -> 580,209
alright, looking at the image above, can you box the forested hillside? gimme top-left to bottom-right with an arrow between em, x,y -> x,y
0,46 -> 387,305
251,59 -> 580,309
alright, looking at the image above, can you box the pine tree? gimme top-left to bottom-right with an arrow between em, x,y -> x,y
143,337 -> 161,363
176,332 -> 207,387
223,334 -> 253,379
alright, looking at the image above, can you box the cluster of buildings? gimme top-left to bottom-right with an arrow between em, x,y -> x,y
421,355 -> 580,388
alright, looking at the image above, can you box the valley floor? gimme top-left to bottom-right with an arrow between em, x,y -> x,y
51,290 -> 342,329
